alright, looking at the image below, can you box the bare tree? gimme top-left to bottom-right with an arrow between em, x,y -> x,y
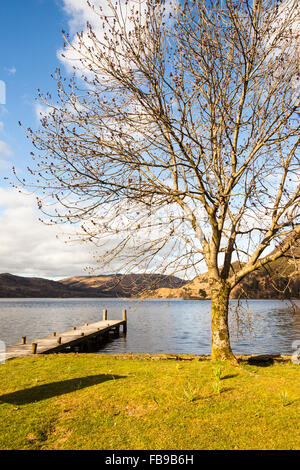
16,0 -> 299,362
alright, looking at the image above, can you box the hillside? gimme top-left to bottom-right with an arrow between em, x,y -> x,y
232,249 -> 300,299
60,273 -> 187,297
0,273 -> 186,298
0,273 -> 89,298
144,240 -> 300,300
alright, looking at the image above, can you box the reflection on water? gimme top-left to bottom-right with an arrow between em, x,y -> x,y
0,298 -> 299,354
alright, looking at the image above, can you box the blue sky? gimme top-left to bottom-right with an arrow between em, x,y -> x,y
0,0 -> 67,178
0,0 -> 101,279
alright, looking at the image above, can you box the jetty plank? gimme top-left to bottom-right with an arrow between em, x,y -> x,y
5,319 -> 126,360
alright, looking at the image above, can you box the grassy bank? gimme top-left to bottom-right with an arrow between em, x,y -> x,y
0,354 -> 299,450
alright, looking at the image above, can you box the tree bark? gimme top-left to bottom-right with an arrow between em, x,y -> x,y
210,279 -> 236,362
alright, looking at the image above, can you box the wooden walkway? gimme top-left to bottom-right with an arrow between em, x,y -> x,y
4,309 -> 127,361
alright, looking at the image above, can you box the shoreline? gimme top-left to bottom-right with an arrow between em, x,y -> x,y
5,352 -> 296,364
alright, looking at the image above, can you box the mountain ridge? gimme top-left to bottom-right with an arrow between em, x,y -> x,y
0,272 -> 187,298
143,239 -> 300,299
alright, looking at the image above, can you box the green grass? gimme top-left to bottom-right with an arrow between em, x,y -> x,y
0,354 -> 299,450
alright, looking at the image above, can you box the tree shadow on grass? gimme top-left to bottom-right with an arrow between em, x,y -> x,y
221,374 -> 239,380
0,374 -> 126,405
246,355 -> 284,367
282,398 -> 300,407
194,387 -> 234,401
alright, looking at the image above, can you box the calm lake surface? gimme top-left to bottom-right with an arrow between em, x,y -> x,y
0,298 -> 299,354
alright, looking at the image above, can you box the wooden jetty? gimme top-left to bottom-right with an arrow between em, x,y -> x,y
4,309 -> 127,361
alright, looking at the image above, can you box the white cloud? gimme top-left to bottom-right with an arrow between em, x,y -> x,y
0,188 -> 100,279
4,66 -> 16,75
0,141 -> 13,172
0,140 -> 13,157
62,0 -> 100,34
34,102 -> 52,121
0,140 -> 12,173
266,0 -> 299,48
0,106 -> 8,118
58,0 -> 109,74
58,0 -> 175,78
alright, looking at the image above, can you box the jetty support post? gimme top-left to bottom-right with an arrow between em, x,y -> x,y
31,343 -> 37,354
103,309 -> 107,321
122,309 -> 127,334
21,336 -> 26,345
113,325 -> 120,337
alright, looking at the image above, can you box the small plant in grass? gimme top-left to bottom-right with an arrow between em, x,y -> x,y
183,383 -> 198,402
152,396 -> 159,405
213,366 -> 223,381
213,381 -> 221,395
279,390 -> 289,407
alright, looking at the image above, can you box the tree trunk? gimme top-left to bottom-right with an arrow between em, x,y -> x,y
210,279 -> 237,362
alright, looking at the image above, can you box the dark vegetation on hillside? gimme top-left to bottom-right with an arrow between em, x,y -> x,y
0,273 -> 186,298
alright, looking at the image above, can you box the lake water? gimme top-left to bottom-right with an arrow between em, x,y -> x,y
0,298 -> 299,355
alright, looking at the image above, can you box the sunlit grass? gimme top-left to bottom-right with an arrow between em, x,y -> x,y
0,355 -> 299,450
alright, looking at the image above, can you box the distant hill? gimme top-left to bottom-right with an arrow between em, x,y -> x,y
0,273 -> 88,298
232,241 -> 300,299
60,273 -> 187,297
143,239 -> 300,300
0,273 -> 187,298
